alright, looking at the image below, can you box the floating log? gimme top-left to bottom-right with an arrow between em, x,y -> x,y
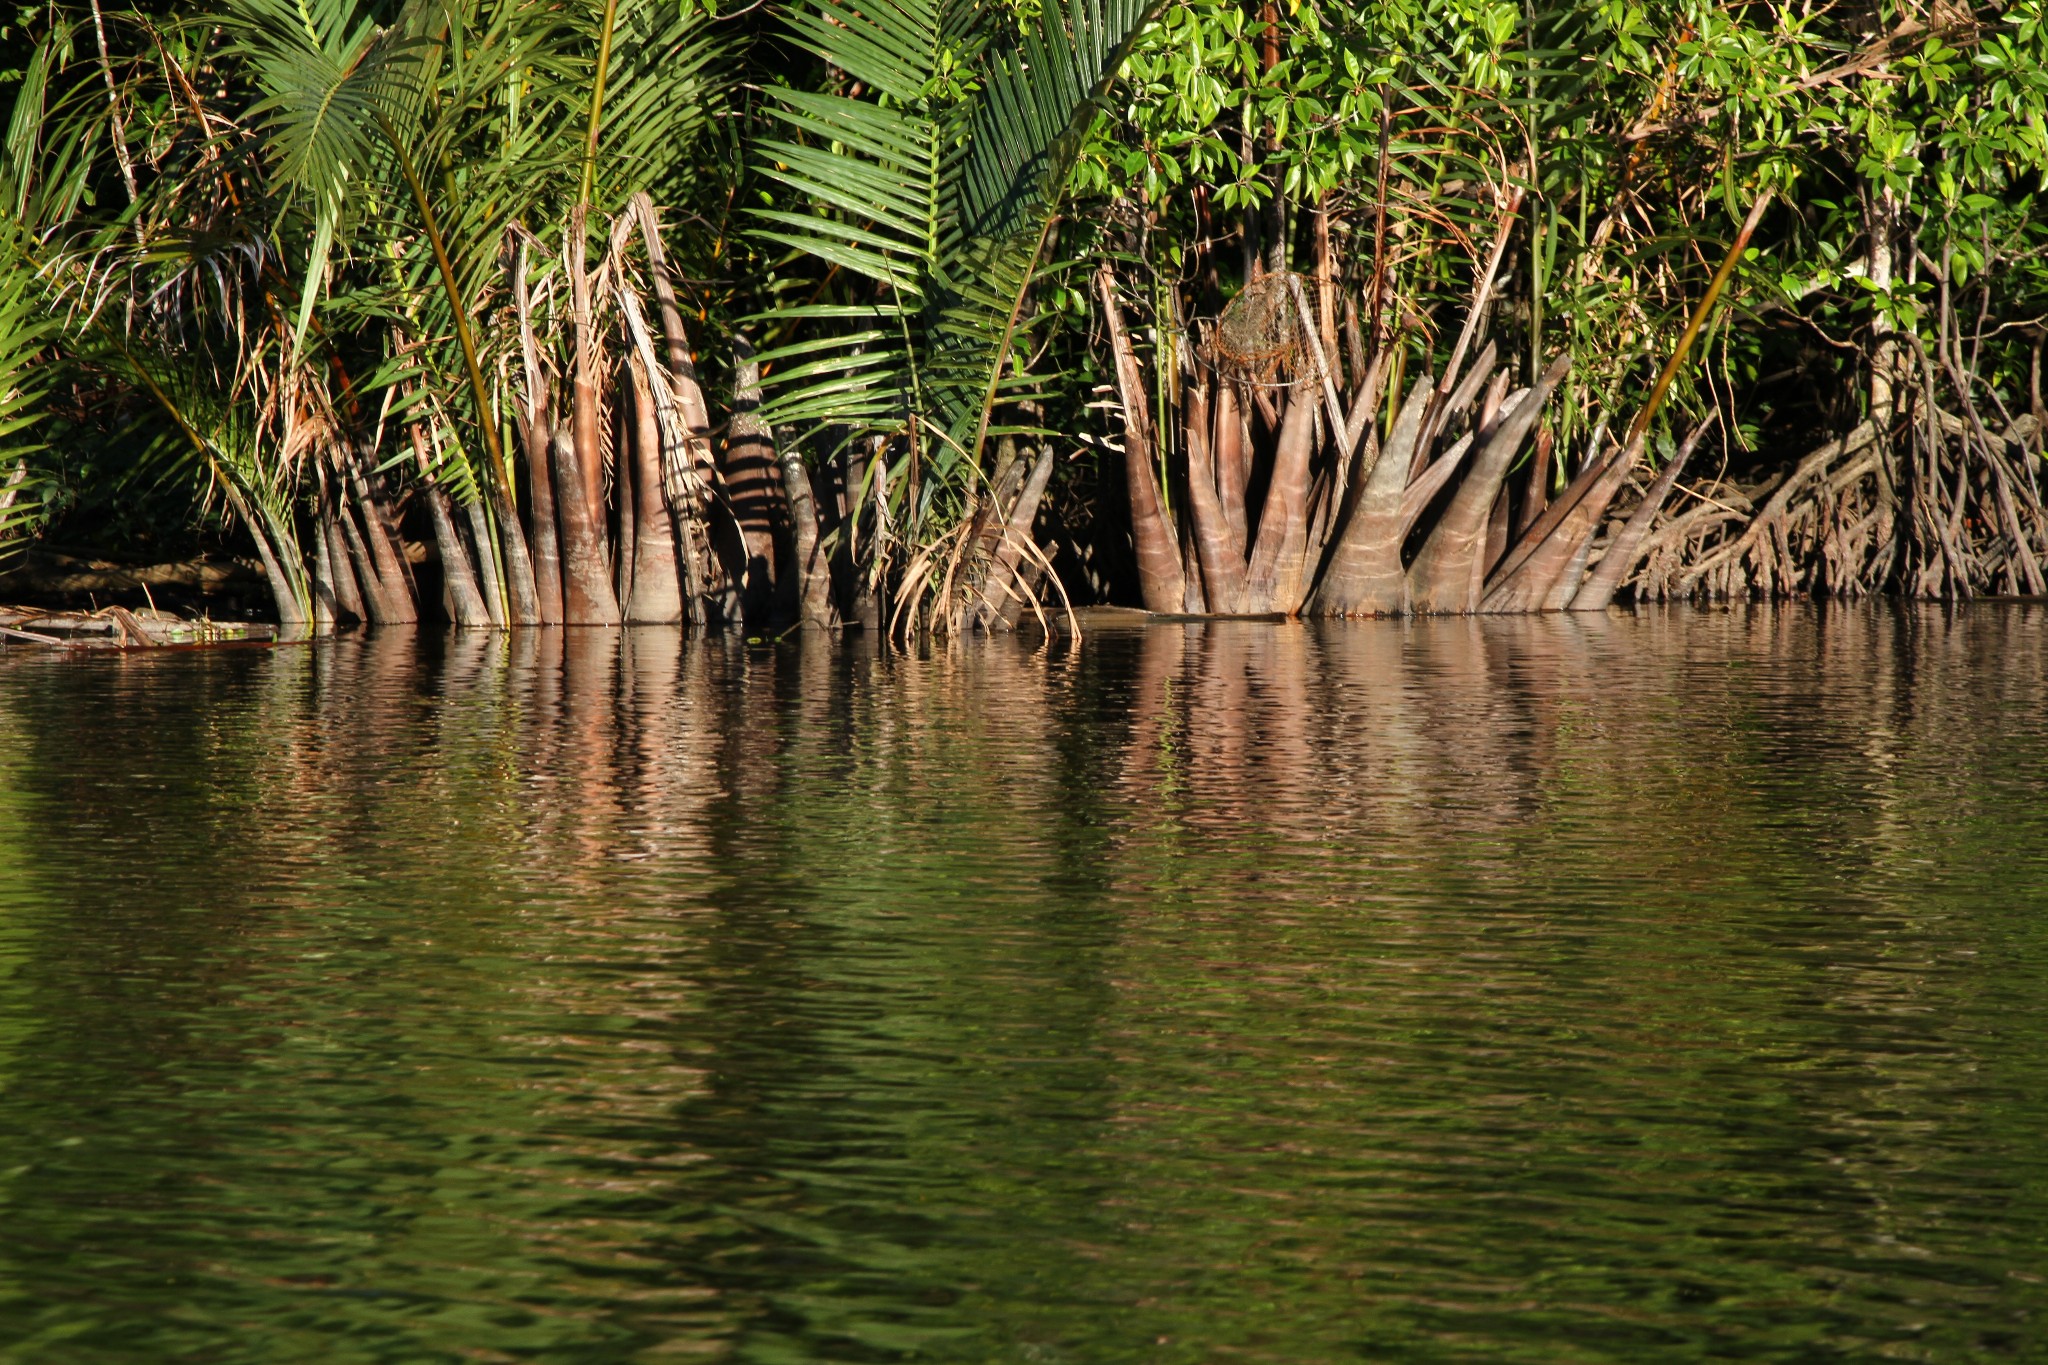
0,606 -> 274,647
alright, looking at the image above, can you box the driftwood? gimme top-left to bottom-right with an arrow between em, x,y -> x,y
0,606 -> 273,647
0,622 -> 72,646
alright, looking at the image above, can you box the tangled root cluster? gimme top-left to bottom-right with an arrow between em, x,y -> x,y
1213,272 -> 1307,384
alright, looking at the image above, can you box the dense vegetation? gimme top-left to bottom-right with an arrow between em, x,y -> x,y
2,0 -> 2045,632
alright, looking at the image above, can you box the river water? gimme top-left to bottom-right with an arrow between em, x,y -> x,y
0,604 -> 2045,1362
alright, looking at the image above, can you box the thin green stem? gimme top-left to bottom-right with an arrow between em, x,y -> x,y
1624,190 -> 1772,454
580,0 -> 623,211
374,110 -> 510,489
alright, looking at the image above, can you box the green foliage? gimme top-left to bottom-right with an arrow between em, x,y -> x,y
1076,0 -> 2048,470
0,217 -> 55,558
3,0 -> 734,575
7,0 -> 2048,613
752,0 -> 1160,510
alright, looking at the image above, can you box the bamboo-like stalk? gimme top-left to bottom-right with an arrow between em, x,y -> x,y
782,448 -> 834,628
512,235 -> 565,624
1622,191 -> 1773,457
551,426 -> 622,625
1314,198 -> 1339,377
372,112 -> 512,507
579,0 -> 624,213
567,207 -> 606,525
410,421 -> 490,627
1097,261 -> 1185,613
1413,187 -> 1525,457
1490,191 -> 1773,609
624,354 -> 684,623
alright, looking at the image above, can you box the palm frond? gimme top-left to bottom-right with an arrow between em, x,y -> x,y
754,0 -> 1162,473
219,0 -> 408,344
591,0 -> 731,209
0,219 -> 58,559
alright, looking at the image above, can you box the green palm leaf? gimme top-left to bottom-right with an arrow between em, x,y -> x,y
222,0 -> 409,345
0,220 -> 56,559
755,0 -> 1162,479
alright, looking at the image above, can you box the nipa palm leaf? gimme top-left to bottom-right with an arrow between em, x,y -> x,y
754,0 -> 1162,479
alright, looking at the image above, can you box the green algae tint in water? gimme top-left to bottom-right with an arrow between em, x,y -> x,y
0,603 -> 2046,1363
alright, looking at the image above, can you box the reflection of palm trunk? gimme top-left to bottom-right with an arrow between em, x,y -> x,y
1118,622 -> 1190,801
561,629 -> 621,880
516,627 -> 560,831
1244,623 -> 1315,810
1187,625 -> 1251,820
1309,617 -> 1417,825
621,625 -> 694,856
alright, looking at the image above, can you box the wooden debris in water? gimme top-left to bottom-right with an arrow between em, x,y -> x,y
0,606 -> 274,648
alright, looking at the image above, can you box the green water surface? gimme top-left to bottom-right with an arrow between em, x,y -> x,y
0,605 -> 2044,1362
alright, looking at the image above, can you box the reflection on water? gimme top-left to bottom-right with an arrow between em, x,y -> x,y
0,605 -> 2046,1362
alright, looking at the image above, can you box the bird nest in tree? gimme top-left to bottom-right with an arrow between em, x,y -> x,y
1212,271 -> 1309,384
